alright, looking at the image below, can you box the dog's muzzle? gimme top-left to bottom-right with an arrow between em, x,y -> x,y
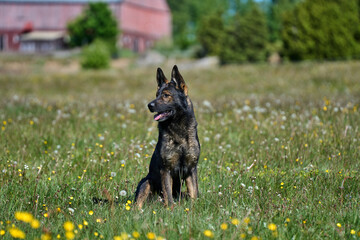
148,102 -> 156,112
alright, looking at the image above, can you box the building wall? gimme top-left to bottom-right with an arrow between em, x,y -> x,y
0,31 -> 21,50
0,0 -> 171,52
120,1 -> 171,52
0,2 -> 86,31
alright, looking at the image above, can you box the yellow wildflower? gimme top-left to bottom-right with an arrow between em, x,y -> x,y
9,227 -> 26,239
203,230 -> 214,238
41,233 -> 52,240
146,232 -> 156,239
132,231 -> 140,238
220,223 -> 228,230
65,231 -> 75,240
268,223 -> 277,231
30,219 -> 40,229
0,230 -> 5,236
120,232 -> 129,239
89,210 -> 94,215
243,217 -> 250,224
231,218 -> 240,225
15,211 -> 33,223
63,221 -> 75,232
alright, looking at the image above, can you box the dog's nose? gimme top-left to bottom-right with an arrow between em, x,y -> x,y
148,102 -> 156,112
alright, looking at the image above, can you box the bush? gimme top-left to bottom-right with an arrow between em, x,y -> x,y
81,40 -> 111,69
197,11 -> 225,57
281,0 -> 360,60
67,2 -> 118,53
219,2 -> 268,64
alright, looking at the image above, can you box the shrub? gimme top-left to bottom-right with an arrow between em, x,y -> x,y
197,11 -> 225,57
219,2 -> 268,64
197,2 -> 268,64
67,2 -> 118,53
281,0 -> 360,60
81,40 -> 111,69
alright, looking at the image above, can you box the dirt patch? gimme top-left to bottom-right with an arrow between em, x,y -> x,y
44,60 -> 80,74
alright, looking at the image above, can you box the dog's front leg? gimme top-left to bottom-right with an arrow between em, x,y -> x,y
160,169 -> 174,206
185,167 -> 199,199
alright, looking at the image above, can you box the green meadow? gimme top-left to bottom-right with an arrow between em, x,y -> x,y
0,57 -> 360,239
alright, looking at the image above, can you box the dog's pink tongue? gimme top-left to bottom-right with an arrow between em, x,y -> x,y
154,113 -> 164,121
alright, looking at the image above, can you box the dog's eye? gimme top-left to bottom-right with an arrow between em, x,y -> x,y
163,94 -> 170,98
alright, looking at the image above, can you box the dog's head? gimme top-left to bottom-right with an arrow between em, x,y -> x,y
148,65 -> 189,122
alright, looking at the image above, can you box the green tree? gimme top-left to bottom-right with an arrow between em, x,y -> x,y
220,1 -> 268,64
67,2 -> 118,52
282,0 -> 360,60
167,0 -> 226,49
197,11 -> 225,56
267,0 -> 298,43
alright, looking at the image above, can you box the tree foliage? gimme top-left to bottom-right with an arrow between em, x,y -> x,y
167,0 -> 226,49
67,2 -> 118,52
170,0 -> 360,62
197,11 -> 225,56
281,0 -> 360,60
198,1 -> 268,64
81,39 -> 111,69
267,0 -> 298,43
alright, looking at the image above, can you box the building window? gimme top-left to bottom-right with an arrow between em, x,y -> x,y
13,35 -> 20,44
133,38 -> 139,52
20,42 -> 36,52
40,42 -> 54,52
0,35 -> 4,51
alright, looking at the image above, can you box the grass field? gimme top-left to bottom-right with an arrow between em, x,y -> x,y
0,56 -> 360,239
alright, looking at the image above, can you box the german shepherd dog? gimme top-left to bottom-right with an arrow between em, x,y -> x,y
134,65 -> 200,209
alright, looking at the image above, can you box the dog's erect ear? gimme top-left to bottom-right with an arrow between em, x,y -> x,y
156,67 -> 169,87
171,65 -> 188,96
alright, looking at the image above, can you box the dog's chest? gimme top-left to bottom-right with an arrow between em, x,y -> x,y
160,137 -> 199,174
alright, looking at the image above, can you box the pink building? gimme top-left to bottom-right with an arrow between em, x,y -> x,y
0,0 -> 172,52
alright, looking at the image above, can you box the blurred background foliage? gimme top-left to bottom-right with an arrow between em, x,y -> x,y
167,0 -> 360,63
80,39 -> 111,69
65,0 -> 360,65
67,2 -> 119,55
